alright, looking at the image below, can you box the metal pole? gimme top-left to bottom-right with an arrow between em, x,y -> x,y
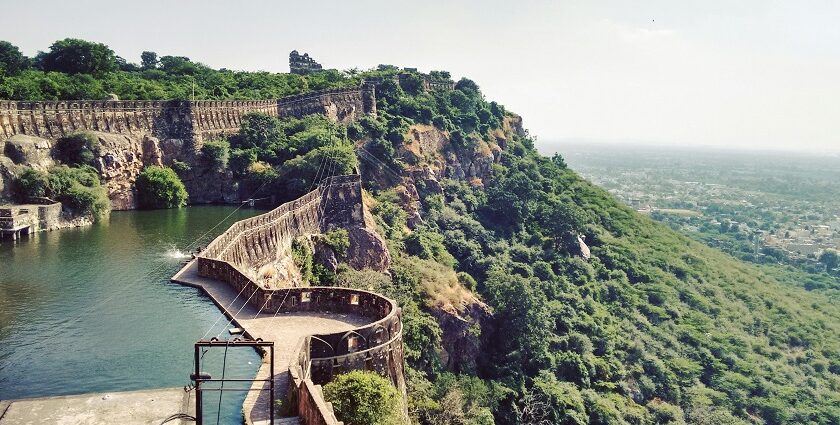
270,344 -> 275,422
195,345 -> 203,425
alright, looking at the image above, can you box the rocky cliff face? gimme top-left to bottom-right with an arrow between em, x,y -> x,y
1,134 -> 56,200
431,297 -> 492,374
378,117 -> 524,373
0,129 -> 239,209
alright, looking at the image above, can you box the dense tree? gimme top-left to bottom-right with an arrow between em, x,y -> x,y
134,166 -> 188,209
819,249 -> 839,271
54,132 -> 99,166
40,38 -> 117,75
140,51 -> 158,69
324,370 -> 402,425
0,41 -> 29,75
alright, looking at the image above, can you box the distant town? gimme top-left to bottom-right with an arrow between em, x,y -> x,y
561,144 -> 840,275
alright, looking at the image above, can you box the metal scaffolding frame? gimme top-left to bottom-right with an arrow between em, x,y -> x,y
192,338 -> 275,425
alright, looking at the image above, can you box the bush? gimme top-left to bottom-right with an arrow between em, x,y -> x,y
324,370 -> 403,425
291,237 -> 313,284
229,148 -> 257,175
12,167 -> 50,199
201,139 -> 230,169
55,131 -> 99,166
323,228 -> 350,256
13,165 -> 110,220
170,159 -> 191,175
134,166 -> 188,209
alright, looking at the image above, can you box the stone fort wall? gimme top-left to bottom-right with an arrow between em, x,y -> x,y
198,174 -> 364,275
195,174 -> 405,421
0,85 -> 375,150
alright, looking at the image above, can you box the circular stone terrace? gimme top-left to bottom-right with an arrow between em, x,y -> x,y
171,261 -> 404,425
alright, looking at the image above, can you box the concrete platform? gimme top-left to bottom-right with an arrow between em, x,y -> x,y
0,387 -> 195,425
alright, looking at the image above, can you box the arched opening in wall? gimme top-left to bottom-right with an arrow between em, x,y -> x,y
310,336 -> 335,358
301,291 -> 312,303
349,294 -> 360,305
371,324 -> 389,345
339,331 -> 368,355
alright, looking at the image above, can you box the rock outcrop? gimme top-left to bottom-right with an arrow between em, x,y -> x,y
91,132 -> 151,210
431,299 -> 493,374
346,226 -> 391,272
4,134 -> 55,170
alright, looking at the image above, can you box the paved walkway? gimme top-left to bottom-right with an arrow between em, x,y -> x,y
172,261 -> 368,424
0,387 -> 194,425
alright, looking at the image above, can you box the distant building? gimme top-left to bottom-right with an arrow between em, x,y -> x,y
289,50 -> 323,75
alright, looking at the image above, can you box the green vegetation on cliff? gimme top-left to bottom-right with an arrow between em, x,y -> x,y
5,38 -> 839,424
135,166 -> 188,209
12,165 -> 110,219
336,77 -> 840,424
324,370 -> 404,425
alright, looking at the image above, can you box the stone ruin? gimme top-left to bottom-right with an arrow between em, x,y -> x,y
289,50 -> 323,75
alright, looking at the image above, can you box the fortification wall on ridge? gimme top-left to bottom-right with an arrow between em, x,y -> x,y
277,87 -> 367,124
0,86 -> 376,149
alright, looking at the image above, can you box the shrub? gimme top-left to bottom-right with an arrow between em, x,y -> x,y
323,228 -> 350,256
229,148 -> 257,175
55,131 -> 99,166
12,167 -> 50,199
237,113 -> 282,150
324,370 -> 402,425
13,165 -> 110,220
170,159 -> 191,175
201,139 -> 230,169
134,166 -> 188,209
291,237 -> 314,283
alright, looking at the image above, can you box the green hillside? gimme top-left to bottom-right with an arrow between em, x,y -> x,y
352,69 -> 840,424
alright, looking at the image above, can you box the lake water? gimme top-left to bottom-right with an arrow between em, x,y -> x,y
0,206 -> 263,423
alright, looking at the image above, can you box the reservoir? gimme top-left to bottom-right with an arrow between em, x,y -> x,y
0,206 -> 264,423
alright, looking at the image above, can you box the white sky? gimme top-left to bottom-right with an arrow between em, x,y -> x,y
4,0 -> 840,153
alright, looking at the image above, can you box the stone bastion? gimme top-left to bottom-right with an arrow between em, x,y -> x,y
194,174 -> 405,423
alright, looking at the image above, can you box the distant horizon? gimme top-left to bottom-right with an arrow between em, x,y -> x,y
538,138 -> 840,157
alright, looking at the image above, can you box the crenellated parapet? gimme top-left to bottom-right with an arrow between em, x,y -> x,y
0,100 -> 191,142
1,86 -> 377,149
198,175 -> 365,274
278,87 -> 368,124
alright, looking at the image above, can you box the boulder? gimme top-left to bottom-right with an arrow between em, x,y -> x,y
345,226 -> 391,273
0,156 -> 21,200
313,239 -> 339,273
4,134 -> 54,170
141,136 -> 164,167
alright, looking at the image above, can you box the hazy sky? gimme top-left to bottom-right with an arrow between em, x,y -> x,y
5,0 -> 840,153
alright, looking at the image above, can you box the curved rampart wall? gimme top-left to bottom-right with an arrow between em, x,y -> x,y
194,174 -> 405,421
0,86 -> 375,148
198,174 -> 364,277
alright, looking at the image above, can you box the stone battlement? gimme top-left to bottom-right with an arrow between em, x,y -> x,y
0,86 -> 376,149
